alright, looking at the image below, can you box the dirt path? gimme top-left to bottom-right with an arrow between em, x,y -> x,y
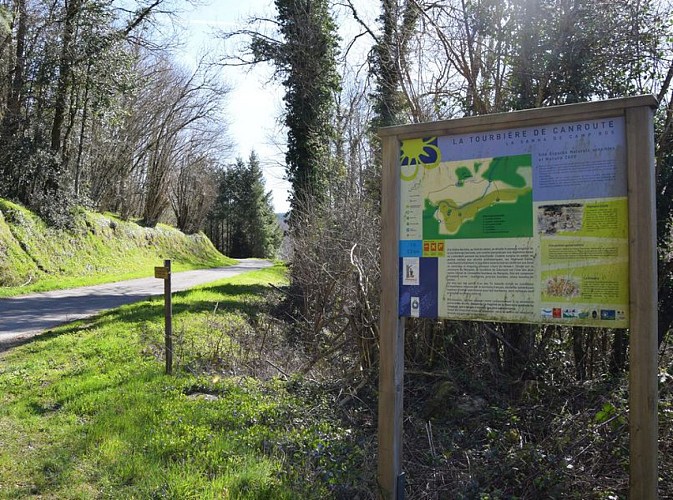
0,259 -> 271,351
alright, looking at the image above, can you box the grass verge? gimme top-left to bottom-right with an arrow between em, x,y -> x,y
0,264 -> 372,499
0,199 -> 235,297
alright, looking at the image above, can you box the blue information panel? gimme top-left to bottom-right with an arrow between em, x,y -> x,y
398,118 -> 629,327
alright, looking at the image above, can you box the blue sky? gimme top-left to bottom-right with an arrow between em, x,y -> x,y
166,0 -> 376,213
169,0 -> 290,213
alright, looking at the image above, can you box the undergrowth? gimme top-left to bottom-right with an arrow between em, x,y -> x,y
396,324 -> 673,499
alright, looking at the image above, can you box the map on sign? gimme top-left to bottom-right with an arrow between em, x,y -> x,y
398,119 -> 630,328
422,155 -> 532,239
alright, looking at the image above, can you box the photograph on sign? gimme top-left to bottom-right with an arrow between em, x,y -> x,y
398,118 -> 629,327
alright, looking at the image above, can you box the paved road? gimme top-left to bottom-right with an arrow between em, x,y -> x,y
0,259 -> 272,350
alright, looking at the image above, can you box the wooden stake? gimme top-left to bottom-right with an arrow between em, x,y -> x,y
626,105 -> 658,500
164,259 -> 173,375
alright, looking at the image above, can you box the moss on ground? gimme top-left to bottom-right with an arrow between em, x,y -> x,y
0,199 -> 234,295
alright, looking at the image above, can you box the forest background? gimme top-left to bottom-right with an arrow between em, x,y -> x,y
2,0 -> 673,496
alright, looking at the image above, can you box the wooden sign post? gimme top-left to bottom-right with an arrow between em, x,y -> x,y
378,96 -> 658,499
625,105 -> 658,499
378,135 -> 405,500
155,259 -> 172,375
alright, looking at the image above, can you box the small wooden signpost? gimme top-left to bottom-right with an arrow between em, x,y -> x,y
155,259 -> 172,375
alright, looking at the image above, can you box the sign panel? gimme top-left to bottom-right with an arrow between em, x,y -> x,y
154,266 -> 169,279
398,117 -> 629,327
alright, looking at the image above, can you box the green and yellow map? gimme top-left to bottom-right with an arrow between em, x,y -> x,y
421,154 -> 533,239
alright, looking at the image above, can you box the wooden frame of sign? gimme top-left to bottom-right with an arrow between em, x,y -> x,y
377,95 -> 658,499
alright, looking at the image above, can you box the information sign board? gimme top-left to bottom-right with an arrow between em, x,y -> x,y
378,96 -> 658,500
398,117 -> 629,327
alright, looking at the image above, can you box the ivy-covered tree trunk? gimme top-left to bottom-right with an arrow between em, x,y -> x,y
370,0 -> 418,129
250,0 -> 341,224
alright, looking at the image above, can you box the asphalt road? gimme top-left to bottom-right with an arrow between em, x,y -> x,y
0,259 -> 272,350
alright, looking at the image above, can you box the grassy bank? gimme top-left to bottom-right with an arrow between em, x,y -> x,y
0,264 -> 371,499
0,199 -> 235,297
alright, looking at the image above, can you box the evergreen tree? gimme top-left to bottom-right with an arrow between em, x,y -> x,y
225,158 -> 249,258
242,151 -> 283,258
205,153 -> 282,259
207,166 -> 240,256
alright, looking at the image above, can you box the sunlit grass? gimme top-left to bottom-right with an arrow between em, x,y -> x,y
0,264 -> 366,499
0,199 -> 235,297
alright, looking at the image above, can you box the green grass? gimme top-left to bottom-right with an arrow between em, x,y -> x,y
0,264 -> 368,499
0,199 -> 235,297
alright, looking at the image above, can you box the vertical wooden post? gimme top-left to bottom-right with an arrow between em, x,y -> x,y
378,135 -> 405,499
626,105 -> 658,499
164,259 -> 173,375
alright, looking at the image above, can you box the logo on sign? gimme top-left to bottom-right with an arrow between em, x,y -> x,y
402,257 -> 420,286
410,296 -> 420,317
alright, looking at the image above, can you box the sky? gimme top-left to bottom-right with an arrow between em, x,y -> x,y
167,0 -> 290,213
164,0 -> 377,214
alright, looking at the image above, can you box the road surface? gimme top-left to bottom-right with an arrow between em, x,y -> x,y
0,259 -> 272,350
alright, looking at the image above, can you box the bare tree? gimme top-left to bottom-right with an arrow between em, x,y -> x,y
169,146 -> 219,234
87,52 -> 229,225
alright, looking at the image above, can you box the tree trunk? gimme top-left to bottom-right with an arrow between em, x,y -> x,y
51,0 -> 82,153
572,327 -> 586,381
609,328 -> 628,375
502,323 -> 535,379
74,60 -> 92,196
4,0 -> 26,136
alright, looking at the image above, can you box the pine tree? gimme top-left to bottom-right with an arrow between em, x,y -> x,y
242,152 -> 283,258
206,153 -> 282,259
